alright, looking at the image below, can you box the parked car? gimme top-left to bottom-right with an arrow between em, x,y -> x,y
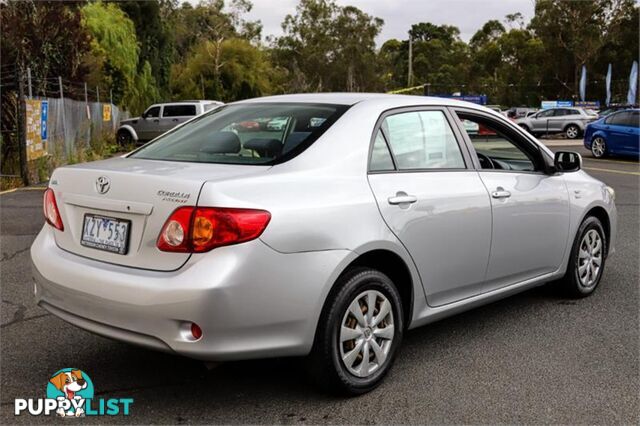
33,94 -> 616,395
584,109 -> 639,158
516,107 -> 598,139
597,104 -> 638,118
506,107 -> 537,119
117,100 -> 223,145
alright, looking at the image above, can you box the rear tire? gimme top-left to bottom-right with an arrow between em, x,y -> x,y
591,137 -> 607,158
307,267 -> 404,395
559,216 -> 607,298
518,124 -> 530,133
565,124 -> 580,139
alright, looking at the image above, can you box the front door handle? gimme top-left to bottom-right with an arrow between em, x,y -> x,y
491,187 -> 511,199
388,192 -> 417,205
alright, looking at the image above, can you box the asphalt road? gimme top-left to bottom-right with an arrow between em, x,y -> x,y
1,144 -> 638,424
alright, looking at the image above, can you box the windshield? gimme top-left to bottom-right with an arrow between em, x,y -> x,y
130,103 -> 349,165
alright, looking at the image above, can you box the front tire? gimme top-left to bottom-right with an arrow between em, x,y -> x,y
559,216 -> 607,298
307,267 -> 404,395
591,136 -> 607,158
565,124 -> 580,139
117,129 -> 133,146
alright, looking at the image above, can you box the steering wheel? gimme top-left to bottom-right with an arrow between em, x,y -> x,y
476,152 -> 495,169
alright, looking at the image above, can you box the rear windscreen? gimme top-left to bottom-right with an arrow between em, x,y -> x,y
130,103 -> 349,165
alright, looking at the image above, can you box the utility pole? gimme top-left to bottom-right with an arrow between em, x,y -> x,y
407,35 -> 413,87
17,67 -> 29,186
201,75 -> 205,99
96,86 -> 100,104
26,67 -> 32,99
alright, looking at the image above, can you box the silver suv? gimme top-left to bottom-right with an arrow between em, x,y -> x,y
516,107 -> 597,139
117,100 -> 223,144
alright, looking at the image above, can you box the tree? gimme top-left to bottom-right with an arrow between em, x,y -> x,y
170,38 -> 275,102
116,1 -> 174,96
273,0 -> 383,92
82,1 -> 141,105
530,0 -> 635,98
0,1 -> 91,94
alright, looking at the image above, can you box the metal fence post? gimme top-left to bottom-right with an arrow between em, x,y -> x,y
26,67 -> 32,99
59,76 -> 68,155
17,67 -> 29,186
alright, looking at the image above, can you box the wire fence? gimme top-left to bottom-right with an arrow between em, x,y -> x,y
1,66 -> 129,186
34,96 -> 127,157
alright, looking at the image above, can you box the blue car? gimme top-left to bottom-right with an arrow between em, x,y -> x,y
584,109 -> 639,159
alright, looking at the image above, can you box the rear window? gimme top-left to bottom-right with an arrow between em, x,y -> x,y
130,103 -> 348,165
163,104 -> 197,117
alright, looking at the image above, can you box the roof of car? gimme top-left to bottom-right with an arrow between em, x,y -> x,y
233,92 -> 499,111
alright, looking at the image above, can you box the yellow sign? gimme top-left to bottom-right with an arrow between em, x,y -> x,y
102,104 -> 112,121
25,99 -> 47,161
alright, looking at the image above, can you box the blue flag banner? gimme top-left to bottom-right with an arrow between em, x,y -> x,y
605,64 -> 612,106
628,61 -> 638,105
579,65 -> 587,102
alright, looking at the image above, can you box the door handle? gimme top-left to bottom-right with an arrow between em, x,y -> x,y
172,118 -> 179,122
491,187 -> 511,199
153,119 -> 159,123
388,192 -> 417,205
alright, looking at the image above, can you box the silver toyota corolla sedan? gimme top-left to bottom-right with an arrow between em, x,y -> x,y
31,94 -> 617,395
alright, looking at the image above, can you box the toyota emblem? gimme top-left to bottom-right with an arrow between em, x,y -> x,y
95,176 -> 111,194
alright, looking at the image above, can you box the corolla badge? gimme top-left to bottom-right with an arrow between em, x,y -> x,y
95,176 -> 111,194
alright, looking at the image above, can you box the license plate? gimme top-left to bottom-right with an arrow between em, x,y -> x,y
81,214 -> 130,255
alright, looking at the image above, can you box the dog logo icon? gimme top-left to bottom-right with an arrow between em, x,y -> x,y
46,369 -> 94,417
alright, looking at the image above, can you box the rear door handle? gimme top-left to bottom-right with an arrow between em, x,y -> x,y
172,118 -> 179,122
491,188 -> 511,199
388,193 -> 417,205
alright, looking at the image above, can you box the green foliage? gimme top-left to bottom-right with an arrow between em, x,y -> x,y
82,1 -> 139,85
273,0 -> 383,92
170,38 -> 274,102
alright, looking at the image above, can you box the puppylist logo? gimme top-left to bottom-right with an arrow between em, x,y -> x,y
14,368 -> 133,417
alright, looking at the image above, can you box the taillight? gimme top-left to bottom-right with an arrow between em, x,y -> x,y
43,188 -> 64,231
157,207 -> 271,253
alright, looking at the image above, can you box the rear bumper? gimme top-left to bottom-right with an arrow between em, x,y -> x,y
31,227 -> 351,361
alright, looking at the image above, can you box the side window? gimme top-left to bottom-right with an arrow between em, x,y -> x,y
537,109 -> 554,118
369,131 -> 395,172
605,112 -> 628,125
163,105 -> 197,117
383,110 -> 465,170
456,112 -> 538,172
569,109 -> 581,115
625,111 -> 639,127
145,106 -> 161,118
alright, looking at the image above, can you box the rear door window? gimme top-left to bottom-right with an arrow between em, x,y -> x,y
163,105 -> 197,117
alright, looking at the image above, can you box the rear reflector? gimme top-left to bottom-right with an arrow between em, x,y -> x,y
157,207 -> 271,253
43,188 -> 64,231
190,323 -> 202,340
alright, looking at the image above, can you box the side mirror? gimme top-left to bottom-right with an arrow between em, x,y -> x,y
141,112 -> 147,119
554,151 -> 582,173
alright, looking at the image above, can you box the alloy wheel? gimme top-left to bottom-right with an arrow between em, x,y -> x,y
591,137 -> 606,158
339,290 -> 395,378
577,229 -> 603,288
566,125 -> 579,139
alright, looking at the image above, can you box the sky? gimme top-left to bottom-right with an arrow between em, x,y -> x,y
240,0 -> 537,44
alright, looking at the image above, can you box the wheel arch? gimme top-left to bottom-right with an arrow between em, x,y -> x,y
563,121 -> 583,132
117,125 -> 138,141
582,206 -> 611,257
323,248 -> 417,330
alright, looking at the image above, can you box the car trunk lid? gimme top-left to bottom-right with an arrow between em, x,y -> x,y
50,156 -> 269,271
